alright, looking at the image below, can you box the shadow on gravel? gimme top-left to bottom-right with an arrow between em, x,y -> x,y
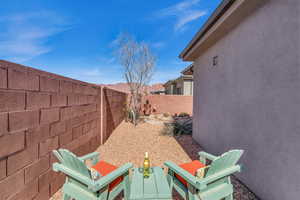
173,134 -> 259,200
174,135 -> 203,160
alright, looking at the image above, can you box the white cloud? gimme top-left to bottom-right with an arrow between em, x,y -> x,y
0,11 -> 71,62
151,42 -> 165,49
48,60 -> 124,84
160,0 -> 201,15
156,0 -> 207,32
97,56 -> 116,64
175,10 -> 206,31
81,68 -> 102,77
109,37 -> 120,48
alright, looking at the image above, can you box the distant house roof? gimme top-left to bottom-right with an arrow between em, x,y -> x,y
164,75 -> 193,87
179,0 -> 263,61
181,64 -> 194,75
147,83 -> 165,93
164,79 -> 174,87
164,64 -> 194,86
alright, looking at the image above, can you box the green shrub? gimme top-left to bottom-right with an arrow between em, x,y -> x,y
173,118 -> 192,135
162,118 -> 192,136
178,112 -> 190,117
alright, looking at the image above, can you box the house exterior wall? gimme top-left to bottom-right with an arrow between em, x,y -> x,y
165,79 -> 193,95
165,83 -> 177,95
192,1 -> 299,200
183,80 -> 193,96
164,84 -> 172,95
165,80 -> 183,95
175,79 -> 183,95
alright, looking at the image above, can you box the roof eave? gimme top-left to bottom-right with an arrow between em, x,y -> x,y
180,0 -> 264,61
181,63 -> 194,74
179,0 -> 234,60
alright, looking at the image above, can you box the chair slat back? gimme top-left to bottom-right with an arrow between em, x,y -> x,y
206,150 -> 243,177
54,149 -> 91,179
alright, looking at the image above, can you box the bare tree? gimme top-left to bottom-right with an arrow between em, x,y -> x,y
115,33 -> 155,125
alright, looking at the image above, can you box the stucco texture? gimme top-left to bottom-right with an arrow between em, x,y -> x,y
192,0 -> 300,199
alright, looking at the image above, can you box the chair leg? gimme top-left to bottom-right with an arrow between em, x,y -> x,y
187,184 -> 196,200
225,194 -> 233,200
123,172 -> 130,200
63,193 -> 71,200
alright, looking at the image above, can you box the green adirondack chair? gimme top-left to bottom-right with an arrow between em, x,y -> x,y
165,149 -> 244,200
52,149 -> 133,200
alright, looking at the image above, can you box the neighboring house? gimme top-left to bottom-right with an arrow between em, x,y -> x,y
150,90 -> 165,95
148,83 -> 165,95
179,0 -> 299,200
164,64 -> 194,95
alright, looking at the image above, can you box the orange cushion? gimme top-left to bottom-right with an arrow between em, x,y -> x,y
175,160 -> 206,187
92,161 -> 123,191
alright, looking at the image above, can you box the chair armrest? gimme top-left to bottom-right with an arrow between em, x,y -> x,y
53,162 -> 93,186
79,152 -> 99,165
164,161 -> 202,188
90,163 -> 133,192
198,151 -> 218,164
201,165 -> 242,185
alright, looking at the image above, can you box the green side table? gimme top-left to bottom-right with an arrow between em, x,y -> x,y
129,167 -> 172,200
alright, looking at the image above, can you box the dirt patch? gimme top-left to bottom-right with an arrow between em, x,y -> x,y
96,122 -> 192,167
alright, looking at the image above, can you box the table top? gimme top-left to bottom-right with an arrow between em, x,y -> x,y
129,167 -> 172,200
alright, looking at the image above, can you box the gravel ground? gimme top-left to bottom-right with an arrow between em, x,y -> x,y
51,121 -> 258,200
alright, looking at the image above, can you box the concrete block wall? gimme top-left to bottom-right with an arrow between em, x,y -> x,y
102,88 -> 126,142
142,95 -> 193,115
0,60 -> 127,200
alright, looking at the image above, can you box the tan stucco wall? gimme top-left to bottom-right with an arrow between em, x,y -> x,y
192,0 -> 299,199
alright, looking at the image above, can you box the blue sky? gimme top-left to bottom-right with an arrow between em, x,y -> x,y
0,0 -> 221,84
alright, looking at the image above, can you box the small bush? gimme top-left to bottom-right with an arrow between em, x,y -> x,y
163,113 -> 170,117
178,112 -> 190,117
161,118 -> 192,136
173,118 -> 192,135
160,123 -> 174,136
